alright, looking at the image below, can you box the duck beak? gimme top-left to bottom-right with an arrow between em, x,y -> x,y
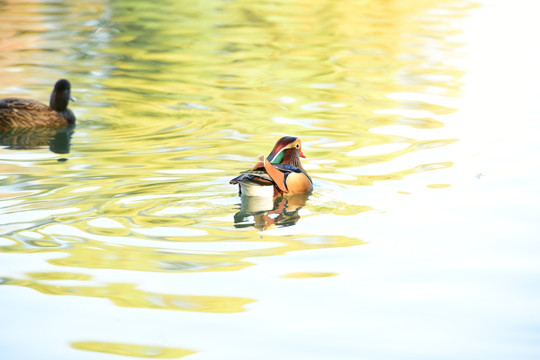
70,96 -> 76,102
300,151 -> 306,158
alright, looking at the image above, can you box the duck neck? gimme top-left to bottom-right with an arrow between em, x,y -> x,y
50,90 -> 69,112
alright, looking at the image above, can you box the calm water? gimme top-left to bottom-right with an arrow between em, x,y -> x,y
1,0 -> 540,359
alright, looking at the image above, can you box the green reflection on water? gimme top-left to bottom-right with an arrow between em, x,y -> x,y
0,0 -> 472,322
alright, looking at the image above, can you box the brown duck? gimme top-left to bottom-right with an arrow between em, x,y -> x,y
230,136 -> 313,197
0,79 -> 75,130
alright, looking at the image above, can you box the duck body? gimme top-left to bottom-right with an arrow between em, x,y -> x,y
230,136 -> 313,197
0,79 -> 75,130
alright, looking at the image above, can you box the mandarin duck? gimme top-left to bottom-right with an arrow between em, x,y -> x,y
0,79 -> 75,130
230,136 -> 313,197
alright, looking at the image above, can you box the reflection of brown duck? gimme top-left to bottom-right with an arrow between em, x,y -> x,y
230,136 -> 313,197
0,125 -> 75,154
0,79 -> 75,130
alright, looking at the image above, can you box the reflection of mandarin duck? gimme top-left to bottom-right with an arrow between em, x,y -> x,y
234,194 -> 310,230
230,136 -> 313,197
0,79 -> 76,130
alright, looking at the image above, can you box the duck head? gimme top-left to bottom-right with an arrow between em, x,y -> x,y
267,136 -> 306,168
49,79 -> 72,112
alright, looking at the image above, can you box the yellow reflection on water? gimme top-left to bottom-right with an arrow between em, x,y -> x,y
2,217 -> 363,313
26,272 -> 92,281
427,183 -> 452,189
0,0 -> 471,180
3,227 -> 364,274
0,0 -> 473,334
71,341 -> 196,359
282,272 -> 338,279
4,277 -> 254,313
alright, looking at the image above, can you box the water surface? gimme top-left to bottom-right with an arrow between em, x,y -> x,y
1,0 -> 540,359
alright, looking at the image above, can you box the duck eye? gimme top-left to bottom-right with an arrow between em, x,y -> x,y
295,144 -> 299,148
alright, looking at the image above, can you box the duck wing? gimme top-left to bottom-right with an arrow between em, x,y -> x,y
230,161 -> 312,195
230,169 -> 274,186
0,98 -> 47,111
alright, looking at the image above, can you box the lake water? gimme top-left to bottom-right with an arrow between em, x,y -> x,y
1,0 -> 540,359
